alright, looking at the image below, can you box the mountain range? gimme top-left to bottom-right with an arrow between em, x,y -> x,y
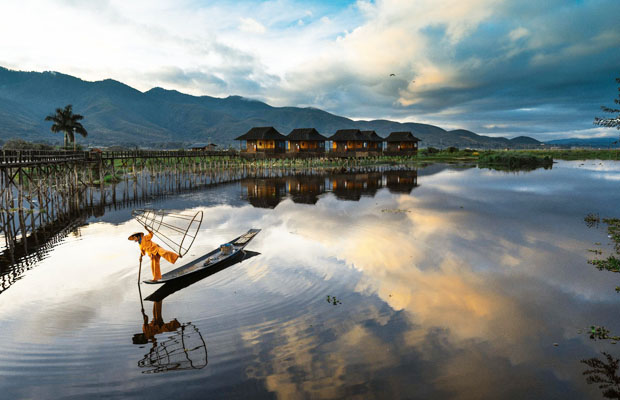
545,137 -> 619,148
0,66 -> 545,148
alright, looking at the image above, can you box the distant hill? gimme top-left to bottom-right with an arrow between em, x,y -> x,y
544,137 -> 620,148
0,66 -> 541,148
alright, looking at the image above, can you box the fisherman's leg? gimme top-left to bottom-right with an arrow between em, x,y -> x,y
153,301 -> 163,324
159,247 -> 179,264
151,254 -> 162,280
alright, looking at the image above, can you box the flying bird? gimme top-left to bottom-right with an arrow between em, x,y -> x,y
389,73 -> 395,77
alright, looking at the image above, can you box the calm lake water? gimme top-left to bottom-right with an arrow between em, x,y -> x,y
1,161 -> 620,399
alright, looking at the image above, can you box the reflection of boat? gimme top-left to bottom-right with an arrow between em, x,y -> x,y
143,229 -> 261,284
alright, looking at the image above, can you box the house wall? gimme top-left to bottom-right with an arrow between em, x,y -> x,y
288,141 -> 325,152
347,141 -> 364,150
386,142 -> 418,152
244,140 -> 285,153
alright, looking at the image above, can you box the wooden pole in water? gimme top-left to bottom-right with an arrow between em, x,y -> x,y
137,256 -> 143,284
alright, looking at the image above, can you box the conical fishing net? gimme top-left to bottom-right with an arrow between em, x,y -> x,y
132,209 -> 203,257
138,322 -> 207,373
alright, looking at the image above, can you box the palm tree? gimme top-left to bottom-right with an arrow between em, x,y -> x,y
45,105 -> 88,150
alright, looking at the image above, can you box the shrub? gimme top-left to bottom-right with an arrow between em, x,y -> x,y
3,139 -> 55,150
478,151 -> 553,169
422,147 -> 440,155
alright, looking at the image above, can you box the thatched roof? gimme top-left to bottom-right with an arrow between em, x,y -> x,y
287,128 -> 327,141
385,131 -> 420,142
361,130 -> 384,142
329,129 -> 364,141
235,127 -> 286,141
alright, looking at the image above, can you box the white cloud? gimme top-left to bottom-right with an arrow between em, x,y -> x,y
239,17 -> 266,34
0,0 -> 618,138
509,27 -> 529,41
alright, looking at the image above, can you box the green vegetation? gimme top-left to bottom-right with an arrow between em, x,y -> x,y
2,138 -> 55,150
585,213 -> 601,227
586,217 -> 620,274
416,148 -> 620,162
478,151 -> 553,169
585,217 -> 620,342
326,295 -> 342,306
531,149 -> 620,161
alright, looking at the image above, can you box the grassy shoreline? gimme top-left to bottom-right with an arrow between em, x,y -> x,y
8,149 -> 620,187
413,149 -> 620,162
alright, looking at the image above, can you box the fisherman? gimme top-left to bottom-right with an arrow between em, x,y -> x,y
132,300 -> 181,345
128,226 -> 181,281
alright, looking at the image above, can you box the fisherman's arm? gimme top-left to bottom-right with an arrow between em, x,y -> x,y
143,225 -> 154,240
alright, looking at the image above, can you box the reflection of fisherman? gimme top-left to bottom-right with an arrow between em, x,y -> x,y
133,301 -> 181,345
128,226 -> 181,281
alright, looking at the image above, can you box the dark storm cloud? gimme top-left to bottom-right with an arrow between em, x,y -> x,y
284,0 -> 620,139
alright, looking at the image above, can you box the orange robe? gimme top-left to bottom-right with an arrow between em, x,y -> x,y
142,301 -> 181,340
140,232 -> 179,280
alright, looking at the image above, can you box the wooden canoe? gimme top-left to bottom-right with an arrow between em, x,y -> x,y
143,229 -> 261,284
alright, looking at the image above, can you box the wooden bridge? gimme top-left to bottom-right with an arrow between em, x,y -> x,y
0,149 -> 233,167
0,150 -> 297,295
0,148 -> 402,268
0,149 -> 242,260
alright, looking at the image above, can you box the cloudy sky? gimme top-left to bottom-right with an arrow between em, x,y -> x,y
1,0 -> 619,139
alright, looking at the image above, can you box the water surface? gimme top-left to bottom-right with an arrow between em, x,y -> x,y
1,161 -> 620,399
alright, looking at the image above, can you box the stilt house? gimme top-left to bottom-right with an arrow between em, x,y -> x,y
235,127 -> 287,153
329,129 -> 365,152
361,130 -> 384,152
385,131 -> 420,154
287,128 -> 327,153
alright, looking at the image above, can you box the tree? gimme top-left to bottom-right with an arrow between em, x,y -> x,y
45,105 -> 88,150
595,76 -> 620,146
3,139 -> 54,150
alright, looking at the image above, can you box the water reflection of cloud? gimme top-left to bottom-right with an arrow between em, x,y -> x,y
234,166 -> 619,397
2,163 -> 619,398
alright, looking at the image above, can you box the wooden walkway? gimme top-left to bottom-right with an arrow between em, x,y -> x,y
0,149 -> 231,167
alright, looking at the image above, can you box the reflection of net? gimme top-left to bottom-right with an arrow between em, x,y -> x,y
138,323 -> 207,374
132,209 -> 203,257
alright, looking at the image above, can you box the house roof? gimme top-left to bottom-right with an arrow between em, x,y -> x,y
287,128 -> 327,141
361,130 -> 384,142
329,129 -> 364,141
385,131 -> 420,142
235,127 -> 286,141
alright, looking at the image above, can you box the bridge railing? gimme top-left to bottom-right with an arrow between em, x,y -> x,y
98,150 -> 232,159
0,150 -> 89,166
0,149 -> 240,166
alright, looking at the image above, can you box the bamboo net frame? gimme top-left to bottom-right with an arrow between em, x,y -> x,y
137,322 -> 207,373
132,209 -> 203,257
